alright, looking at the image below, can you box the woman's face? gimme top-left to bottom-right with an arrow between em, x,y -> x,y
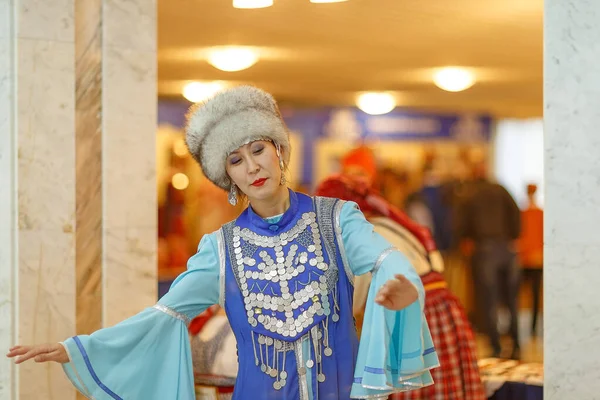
225,140 -> 284,203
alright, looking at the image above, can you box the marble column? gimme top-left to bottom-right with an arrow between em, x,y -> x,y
5,0 -> 78,398
75,0 -> 157,330
0,1 -> 16,397
75,0 -> 103,336
102,0 -> 157,327
0,0 -> 157,398
545,0 -> 600,399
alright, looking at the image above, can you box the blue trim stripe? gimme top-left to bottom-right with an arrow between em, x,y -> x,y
364,366 -> 386,374
364,366 -> 400,374
402,349 -> 421,358
359,347 -> 437,377
72,336 -> 123,400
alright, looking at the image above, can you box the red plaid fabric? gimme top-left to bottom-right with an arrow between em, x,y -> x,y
391,272 -> 485,400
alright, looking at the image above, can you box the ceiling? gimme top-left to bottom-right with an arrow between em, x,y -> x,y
158,0 -> 543,118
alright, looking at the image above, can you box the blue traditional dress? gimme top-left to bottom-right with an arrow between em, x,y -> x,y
60,190 -> 439,399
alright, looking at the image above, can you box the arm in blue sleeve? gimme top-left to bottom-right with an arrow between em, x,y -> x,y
157,233 -> 221,320
339,201 -> 424,304
338,202 -> 439,398
60,233 -> 222,400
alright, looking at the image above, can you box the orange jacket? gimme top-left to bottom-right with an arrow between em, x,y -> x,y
519,207 -> 543,268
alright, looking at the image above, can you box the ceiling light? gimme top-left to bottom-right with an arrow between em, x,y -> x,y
182,81 -> 225,103
207,46 -> 259,72
233,0 -> 273,8
433,67 -> 475,92
356,92 -> 396,115
171,173 -> 190,190
310,0 -> 348,3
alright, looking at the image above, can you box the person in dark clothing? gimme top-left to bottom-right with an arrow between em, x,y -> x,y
457,164 -> 522,359
419,164 -> 454,252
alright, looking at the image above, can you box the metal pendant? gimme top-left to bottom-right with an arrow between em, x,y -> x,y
228,184 -> 238,206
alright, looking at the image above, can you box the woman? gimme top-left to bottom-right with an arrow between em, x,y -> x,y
315,174 -> 485,400
7,86 -> 438,399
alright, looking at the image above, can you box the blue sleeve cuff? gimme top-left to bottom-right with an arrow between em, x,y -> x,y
61,336 -> 123,399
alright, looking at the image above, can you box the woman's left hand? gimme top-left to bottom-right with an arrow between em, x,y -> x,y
375,274 -> 419,310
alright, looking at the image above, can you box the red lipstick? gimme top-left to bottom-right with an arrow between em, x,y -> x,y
251,178 -> 267,187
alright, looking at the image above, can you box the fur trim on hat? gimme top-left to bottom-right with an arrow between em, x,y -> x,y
185,86 -> 291,190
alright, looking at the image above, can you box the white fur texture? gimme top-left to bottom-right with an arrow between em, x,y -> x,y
185,86 -> 291,190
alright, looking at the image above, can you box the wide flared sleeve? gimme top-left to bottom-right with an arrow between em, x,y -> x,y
60,232 -> 223,400
337,202 -> 440,399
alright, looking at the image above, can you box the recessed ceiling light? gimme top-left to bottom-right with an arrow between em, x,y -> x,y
433,67 -> 475,92
182,81 -> 225,103
356,92 -> 396,115
207,46 -> 259,72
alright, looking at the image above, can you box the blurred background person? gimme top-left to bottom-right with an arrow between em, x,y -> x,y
410,162 -> 450,250
340,144 -> 378,185
457,162 -> 522,359
317,150 -> 485,399
518,183 -> 544,336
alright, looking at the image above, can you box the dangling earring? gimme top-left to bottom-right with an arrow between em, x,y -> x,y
280,169 -> 287,186
228,184 -> 238,206
276,143 -> 286,186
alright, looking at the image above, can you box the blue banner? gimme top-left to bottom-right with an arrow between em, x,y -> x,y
282,107 -> 493,142
280,107 -> 493,185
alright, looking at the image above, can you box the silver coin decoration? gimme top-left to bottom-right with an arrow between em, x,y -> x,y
228,203 -> 347,392
232,212 -> 339,339
247,289 -> 342,391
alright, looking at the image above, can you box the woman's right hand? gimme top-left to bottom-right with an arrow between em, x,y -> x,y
6,343 -> 69,364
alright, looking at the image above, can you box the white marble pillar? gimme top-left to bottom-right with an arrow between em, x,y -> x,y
0,1 -> 16,397
102,0 -> 157,327
0,0 -> 157,398
0,0 -> 78,398
545,0 -> 600,398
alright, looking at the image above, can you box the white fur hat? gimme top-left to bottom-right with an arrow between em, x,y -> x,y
185,85 -> 291,190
